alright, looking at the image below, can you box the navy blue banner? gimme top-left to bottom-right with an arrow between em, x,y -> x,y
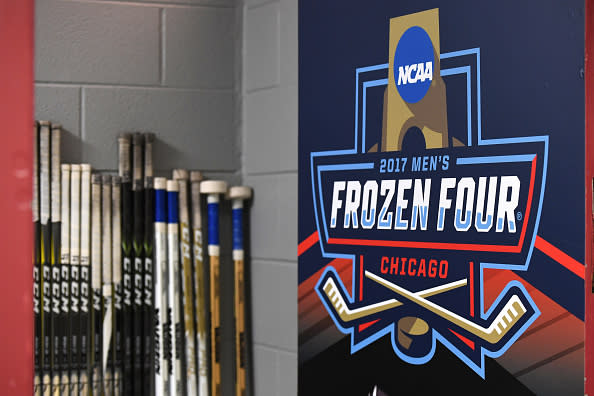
299,1 -> 585,394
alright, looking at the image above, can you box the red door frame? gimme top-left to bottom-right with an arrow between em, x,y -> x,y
0,0 -> 34,394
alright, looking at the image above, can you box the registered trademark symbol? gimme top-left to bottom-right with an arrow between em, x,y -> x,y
517,212 -> 523,221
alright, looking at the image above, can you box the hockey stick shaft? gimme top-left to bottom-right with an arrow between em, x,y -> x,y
232,207 -> 245,396
175,170 -> 197,396
118,133 -> 133,396
79,164 -> 91,396
153,177 -> 168,396
102,175 -> 114,395
50,124 -> 62,396
143,133 -> 155,396
91,174 -> 103,396
112,176 -> 123,396
132,133 -> 144,395
60,164 -> 71,396
201,180 -> 227,396
39,121 -> 51,396
190,172 -> 208,396
33,121 -> 41,396
167,180 -> 183,395
228,186 -> 252,396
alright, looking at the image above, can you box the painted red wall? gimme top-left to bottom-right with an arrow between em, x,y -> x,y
0,0 -> 34,394
586,0 -> 593,394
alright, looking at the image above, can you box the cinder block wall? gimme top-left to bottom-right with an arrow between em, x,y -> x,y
34,0 -> 298,394
35,0 -> 241,178
35,1 -> 242,395
242,0 -> 298,395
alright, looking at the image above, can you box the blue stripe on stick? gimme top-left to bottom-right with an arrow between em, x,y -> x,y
167,191 -> 179,224
208,203 -> 219,246
232,208 -> 243,251
155,188 -> 167,223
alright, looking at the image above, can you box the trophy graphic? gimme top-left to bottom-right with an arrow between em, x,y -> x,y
379,8 -> 462,153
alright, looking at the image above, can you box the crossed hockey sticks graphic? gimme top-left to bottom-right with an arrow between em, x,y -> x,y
322,276 -> 467,322
365,271 -> 527,344
321,271 -> 527,345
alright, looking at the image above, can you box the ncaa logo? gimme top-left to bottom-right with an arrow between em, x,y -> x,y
394,26 -> 434,103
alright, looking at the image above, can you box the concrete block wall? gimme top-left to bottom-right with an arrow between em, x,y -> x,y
35,1 -> 242,395
35,0 -> 241,176
34,0 -> 299,394
242,0 -> 298,394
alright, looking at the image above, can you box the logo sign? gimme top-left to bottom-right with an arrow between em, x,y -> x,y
394,26 -> 434,103
318,149 -> 539,254
310,9 -> 547,378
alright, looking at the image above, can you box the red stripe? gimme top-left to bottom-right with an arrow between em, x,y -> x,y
359,320 -> 380,332
359,255 -> 364,301
469,261 -> 474,317
449,329 -> 475,350
326,157 -> 538,253
298,231 -> 320,256
535,236 -> 585,279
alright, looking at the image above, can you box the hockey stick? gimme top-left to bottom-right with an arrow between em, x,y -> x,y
132,133 -> 145,395
33,121 -> 41,396
79,164 -> 91,396
167,179 -> 183,395
322,276 -> 467,322
39,121 -> 51,396
201,180 -> 228,396
143,133 -> 155,396
59,164 -> 70,396
174,169 -> 197,396
153,177 -> 169,396
102,175 -> 114,395
118,133 -> 133,396
228,186 -> 252,396
91,174 -> 103,396
50,124 -> 62,396
190,171 -> 208,396
111,176 -> 123,396
365,271 -> 527,344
